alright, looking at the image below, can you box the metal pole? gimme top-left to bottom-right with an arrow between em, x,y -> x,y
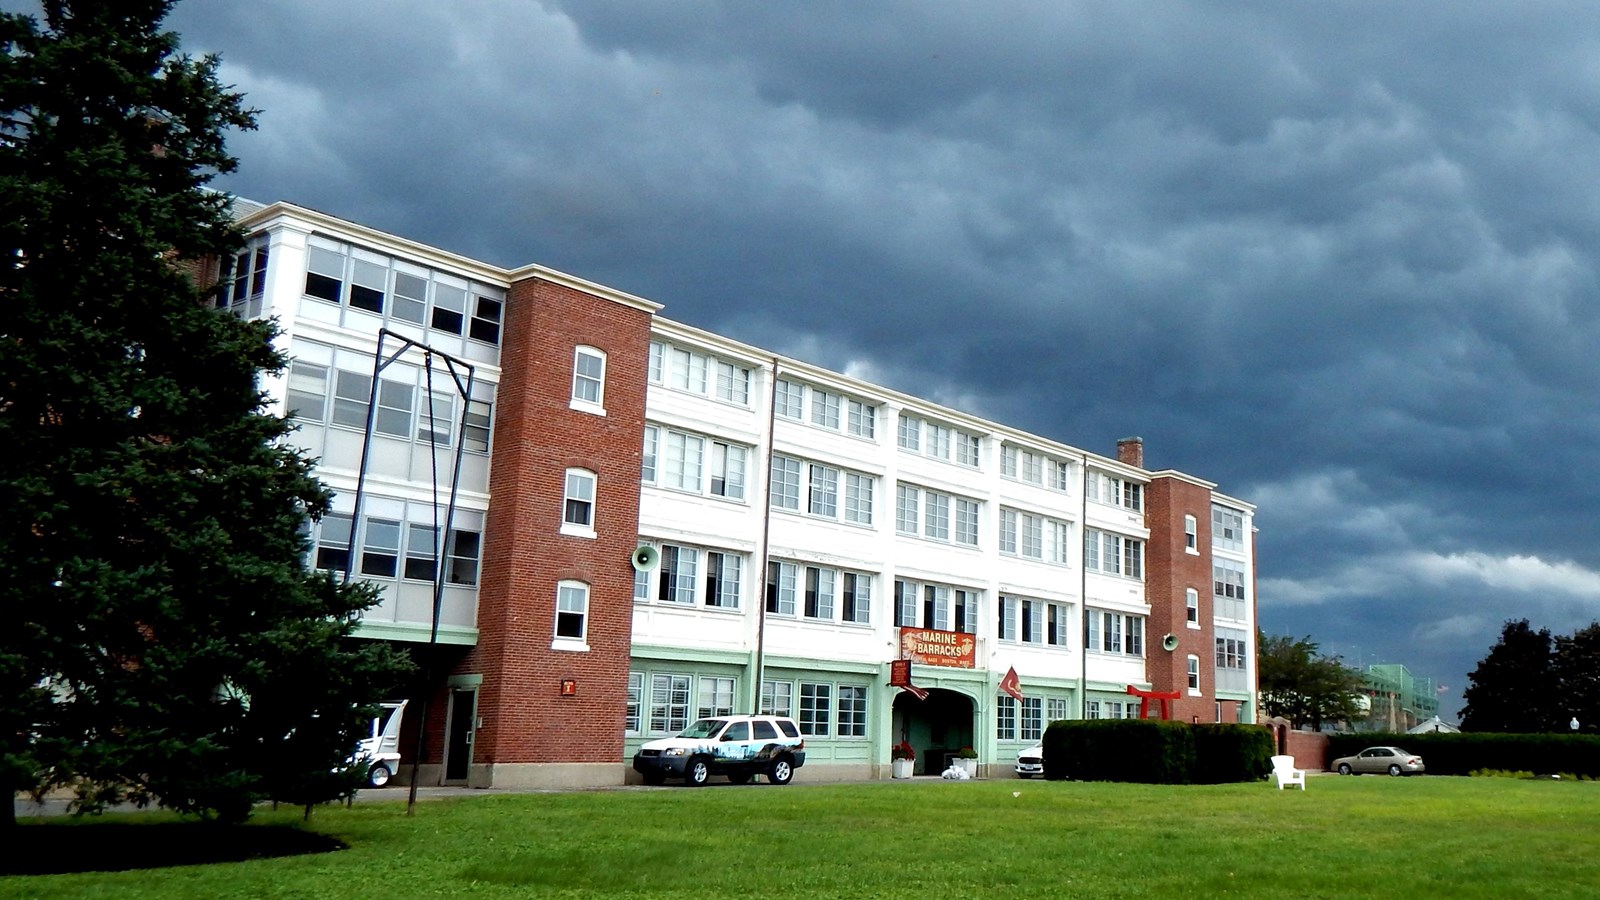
751,357 -> 780,714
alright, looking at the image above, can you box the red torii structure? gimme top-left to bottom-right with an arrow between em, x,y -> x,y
1126,685 -> 1182,720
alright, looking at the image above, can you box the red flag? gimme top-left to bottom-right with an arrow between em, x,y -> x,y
1000,667 -> 1024,702
899,685 -> 929,701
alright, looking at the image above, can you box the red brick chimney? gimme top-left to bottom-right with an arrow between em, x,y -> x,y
1117,436 -> 1144,469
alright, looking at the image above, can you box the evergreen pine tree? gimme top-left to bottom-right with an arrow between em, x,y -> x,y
0,0 -> 409,825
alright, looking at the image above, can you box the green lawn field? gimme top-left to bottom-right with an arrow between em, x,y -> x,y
7,775 -> 1600,898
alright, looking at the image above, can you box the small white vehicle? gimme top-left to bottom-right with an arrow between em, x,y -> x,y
1015,744 -> 1044,778
355,700 -> 408,788
632,715 -> 806,786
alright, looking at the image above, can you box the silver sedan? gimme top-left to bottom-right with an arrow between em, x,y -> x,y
1330,746 -> 1425,776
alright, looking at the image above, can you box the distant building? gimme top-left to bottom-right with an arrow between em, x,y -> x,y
1357,664 -> 1441,732
212,200 -> 1260,787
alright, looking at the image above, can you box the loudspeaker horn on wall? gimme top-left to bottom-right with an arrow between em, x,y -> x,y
631,545 -> 660,572
1162,633 -> 1179,652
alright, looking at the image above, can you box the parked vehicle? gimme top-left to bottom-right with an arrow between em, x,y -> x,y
1015,744 -> 1044,779
1329,746 -> 1425,776
354,700 -> 408,788
632,715 -> 806,786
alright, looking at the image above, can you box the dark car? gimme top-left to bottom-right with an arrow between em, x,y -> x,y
1330,746 -> 1425,776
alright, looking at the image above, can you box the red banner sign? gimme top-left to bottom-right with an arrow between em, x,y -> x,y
899,628 -> 977,668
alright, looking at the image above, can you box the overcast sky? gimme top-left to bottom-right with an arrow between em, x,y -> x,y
120,1 -> 1600,719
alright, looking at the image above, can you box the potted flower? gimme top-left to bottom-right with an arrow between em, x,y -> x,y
891,741 -> 915,779
955,746 -> 978,777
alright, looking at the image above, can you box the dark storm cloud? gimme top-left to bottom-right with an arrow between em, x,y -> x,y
151,0 -> 1600,715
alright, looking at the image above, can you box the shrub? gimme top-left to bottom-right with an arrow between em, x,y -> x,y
1044,719 -> 1195,784
1326,732 -> 1600,777
1192,724 -> 1275,784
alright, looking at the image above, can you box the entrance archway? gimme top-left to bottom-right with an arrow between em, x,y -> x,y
892,688 -> 975,776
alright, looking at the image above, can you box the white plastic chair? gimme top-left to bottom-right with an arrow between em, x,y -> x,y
1270,754 -> 1306,790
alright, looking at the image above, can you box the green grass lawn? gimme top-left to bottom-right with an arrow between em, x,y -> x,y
8,776 -> 1600,898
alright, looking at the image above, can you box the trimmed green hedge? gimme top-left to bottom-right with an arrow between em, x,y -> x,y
1041,720 -> 1272,783
1325,732 -> 1600,777
1192,723 -> 1275,784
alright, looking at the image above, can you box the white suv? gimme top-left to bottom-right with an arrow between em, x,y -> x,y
632,715 -> 807,786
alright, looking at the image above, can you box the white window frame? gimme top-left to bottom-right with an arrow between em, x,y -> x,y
1184,514 -> 1199,554
571,346 -> 606,414
1187,654 -> 1201,694
553,580 -> 590,650
561,468 -> 596,536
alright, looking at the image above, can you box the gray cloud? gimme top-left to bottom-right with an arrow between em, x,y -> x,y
150,0 -> 1600,717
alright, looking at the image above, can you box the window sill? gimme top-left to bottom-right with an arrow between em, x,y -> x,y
1187,621 -> 1202,630
1185,547 -> 1200,556
551,638 -> 590,653
560,523 -> 596,539
569,399 -> 606,416
1187,689 -> 1203,697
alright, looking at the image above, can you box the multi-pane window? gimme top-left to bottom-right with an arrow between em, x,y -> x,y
766,561 -> 797,616
1004,445 -> 1063,486
842,572 -> 872,625
810,389 -> 841,429
1084,528 -> 1143,578
219,240 -> 269,312
1047,697 -> 1068,724
772,455 -> 872,523
286,361 -> 328,421
288,344 -> 495,454
715,361 -> 750,405
360,518 -> 401,577
897,414 -> 980,466
770,456 -> 802,509
1021,697 -> 1044,741
643,426 -> 748,502
894,578 -> 979,632
1214,560 -> 1247,620
808,464 -> 838,517
648,342 -> 754,408
562,469 -> 595,530
555,581 -> 588,641
799,682 -> 832,736
844,472 -> 874,525
847,399 -> 876,438
626,673 -> 642,733
709,441 -> 747,500
1186,587 -> 1200,624
760,680 -> 794,718
663,430 -> 704,492
704,551 -> 743,609
1086,470 -> 1143,511
954,498 -> 980,546
999,509 -> 1071,564
648,674 -> 691,734
697,677 -> 735,719
635,542 -> 743,609
775,379 -> 804,419
837,686 -> 868,737
896,483 -> 979,546
301,238 -> 504,345
313,508 -> 484,589
768,561 -> 871,625
1086,610 -> 1145,656
313,513 -> 353,573
1184,514 -> 1199,552
804,565 -> 835,620
1213,505 -> 1245,552
998,596 -> 1071,648
1216,627 -> 1249,692
657,544 -> 699,605
1187,655 -> 1201,692
997,696 -> 1018,741
404,524 -> 438,581
572,347 -> 605,409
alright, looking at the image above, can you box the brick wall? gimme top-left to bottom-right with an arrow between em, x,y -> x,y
1144,475 -> 1217,723
460,274 -> 652,765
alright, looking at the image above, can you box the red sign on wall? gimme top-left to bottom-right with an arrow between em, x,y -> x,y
898,628 -> 977,668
